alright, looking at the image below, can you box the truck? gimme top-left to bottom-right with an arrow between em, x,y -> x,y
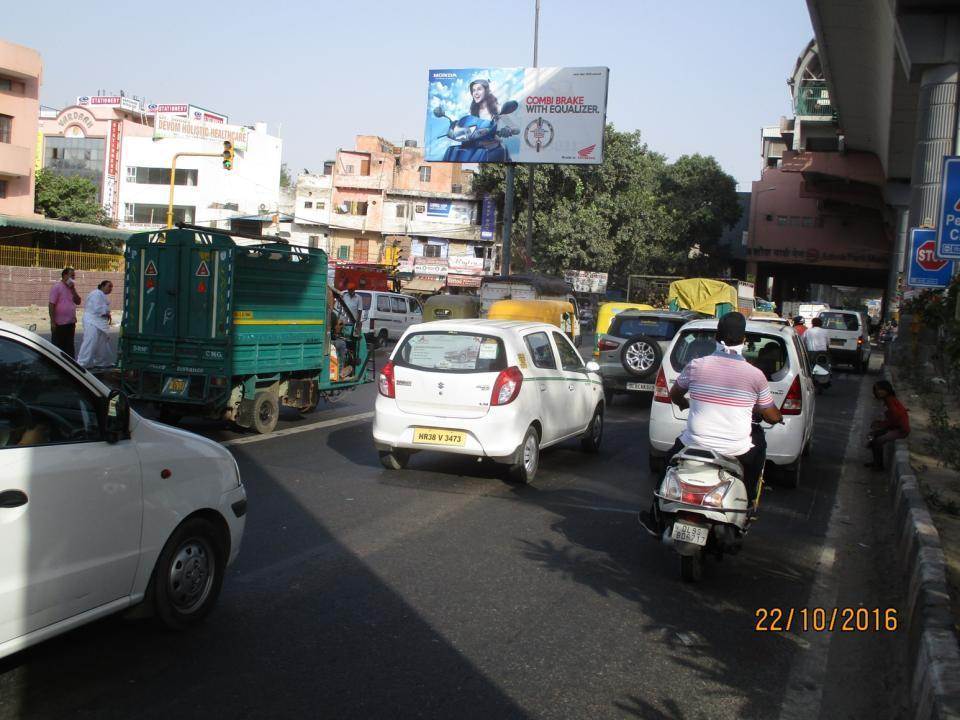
119,226 -> 372,434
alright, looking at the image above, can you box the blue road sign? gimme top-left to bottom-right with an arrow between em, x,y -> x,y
936,156 -> 960,258
908,228 -> 954,288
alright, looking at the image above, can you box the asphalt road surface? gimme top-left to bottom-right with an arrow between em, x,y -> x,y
0,349 -> 906,719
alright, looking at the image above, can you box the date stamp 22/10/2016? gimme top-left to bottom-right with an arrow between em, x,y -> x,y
755,607 -> 899,633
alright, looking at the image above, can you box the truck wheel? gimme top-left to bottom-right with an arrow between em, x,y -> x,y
151,517 -> 225,630
507,426 -> 540,484
375,329 -> 389,349
252,391 -> 279,434
379,449 -> 410,470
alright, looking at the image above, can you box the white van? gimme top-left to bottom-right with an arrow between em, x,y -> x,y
356,291 -> 424,347
818,309 -> 871,372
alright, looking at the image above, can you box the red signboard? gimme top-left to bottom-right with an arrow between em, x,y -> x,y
917,239 -> 948,272
446,273 -> 482,288
108,120 -> 122,176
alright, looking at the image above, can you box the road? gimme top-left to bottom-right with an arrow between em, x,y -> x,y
0,348 -> 906,719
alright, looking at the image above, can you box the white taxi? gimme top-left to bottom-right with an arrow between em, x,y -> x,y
373,320 -> 605,482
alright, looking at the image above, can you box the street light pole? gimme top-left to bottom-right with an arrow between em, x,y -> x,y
525,0 -> 541,268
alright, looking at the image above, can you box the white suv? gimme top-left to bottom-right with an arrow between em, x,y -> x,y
647,318 -> 816,487
373,320 -> 605,483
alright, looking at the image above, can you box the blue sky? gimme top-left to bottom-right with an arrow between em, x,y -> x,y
6,0 -> 814,189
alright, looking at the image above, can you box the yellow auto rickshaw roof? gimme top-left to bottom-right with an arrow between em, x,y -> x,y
668,278 -> 737,315
487,299 -> 574,323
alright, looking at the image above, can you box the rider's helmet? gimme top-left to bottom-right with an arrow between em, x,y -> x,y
793,315 -> 805,326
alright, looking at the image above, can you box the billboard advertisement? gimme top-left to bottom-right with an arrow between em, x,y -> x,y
563,270 -> 608,294
424,67 -> 609,165
153,116 -> 250,151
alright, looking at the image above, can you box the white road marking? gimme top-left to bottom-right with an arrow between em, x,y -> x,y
222,411 -> 374,447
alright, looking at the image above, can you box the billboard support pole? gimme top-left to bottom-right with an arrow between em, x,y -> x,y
503,165 -> 516,275
525,0 -> 541,268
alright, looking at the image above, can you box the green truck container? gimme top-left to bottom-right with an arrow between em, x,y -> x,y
119,227 -> 371,433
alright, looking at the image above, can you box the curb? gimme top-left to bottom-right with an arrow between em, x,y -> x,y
885,370 -> 960,719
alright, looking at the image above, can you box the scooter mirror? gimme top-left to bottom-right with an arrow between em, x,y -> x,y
433,105 -> 446,118
500,100 -> 519,115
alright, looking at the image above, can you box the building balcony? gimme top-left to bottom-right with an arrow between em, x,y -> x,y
334,173 -> 390,190
795,81 -> 836,120
0,143 -> 33,178
329,213 -> 376,232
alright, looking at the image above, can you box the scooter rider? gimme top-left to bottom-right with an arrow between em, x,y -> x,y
803,316 -> 829,354
641,313 -> 783,533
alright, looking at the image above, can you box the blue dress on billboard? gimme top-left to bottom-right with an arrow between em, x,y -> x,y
441,115 -> 512,163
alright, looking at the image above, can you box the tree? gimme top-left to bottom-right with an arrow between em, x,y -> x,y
473,125 -> 741,283
279,162 -> 293,188
34,169 -> 112,227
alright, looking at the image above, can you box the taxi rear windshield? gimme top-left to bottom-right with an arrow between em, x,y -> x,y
819,312 -> 860,331
394,332 -> 507,373
670,329 -> 791,381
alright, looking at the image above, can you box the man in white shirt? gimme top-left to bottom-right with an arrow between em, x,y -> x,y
803,316 -> 829,354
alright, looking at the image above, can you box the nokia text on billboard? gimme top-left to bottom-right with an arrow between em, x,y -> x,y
424,67 -> 609,165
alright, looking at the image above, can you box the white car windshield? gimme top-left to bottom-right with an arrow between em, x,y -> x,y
395,332 -> 507,373
670,329 -> 790,381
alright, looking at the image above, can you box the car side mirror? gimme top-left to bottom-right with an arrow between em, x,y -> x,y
585,360 -> 600,373
105,389 -> 131,443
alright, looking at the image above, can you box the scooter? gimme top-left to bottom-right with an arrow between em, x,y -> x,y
652,444 -> 763,582
812,353 -> 832,394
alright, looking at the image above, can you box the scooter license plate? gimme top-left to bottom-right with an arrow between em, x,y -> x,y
672,521 -> 709,546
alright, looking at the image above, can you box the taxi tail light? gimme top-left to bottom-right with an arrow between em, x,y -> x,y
597,338 -> 620,351
378,360 -> 395,398
654,367 -> 671,403
491,366 -> 523,406
781,376 -> 802,415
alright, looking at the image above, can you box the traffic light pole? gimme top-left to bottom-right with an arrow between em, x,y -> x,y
166,152 -> 223,228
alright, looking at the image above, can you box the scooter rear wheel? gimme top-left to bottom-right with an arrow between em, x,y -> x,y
680,550 -> 704,582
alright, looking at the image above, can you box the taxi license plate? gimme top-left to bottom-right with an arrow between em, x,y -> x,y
626,382 -> 654,392
672,521 -> 709,546
830,338 -> 846,347
162,377 -> 189,396
413,427 -> 466,446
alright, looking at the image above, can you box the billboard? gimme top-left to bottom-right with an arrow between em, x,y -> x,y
564,270 -> 608,294
153,115 -> 250,151
424,67 -> 609,165
77,95 -> 142,113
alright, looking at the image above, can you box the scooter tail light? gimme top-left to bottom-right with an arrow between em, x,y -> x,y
781,376 -> 802,415
703,481 -> 732,507
654,367 -> 671,403
378,360 -> 395,398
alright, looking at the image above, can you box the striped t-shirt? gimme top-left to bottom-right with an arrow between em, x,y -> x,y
675,346 -> 776,456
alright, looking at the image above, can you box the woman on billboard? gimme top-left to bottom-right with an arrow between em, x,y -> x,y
433,79 -> 519,163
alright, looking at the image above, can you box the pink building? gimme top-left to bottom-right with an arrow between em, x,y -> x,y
0,40 -> 42,217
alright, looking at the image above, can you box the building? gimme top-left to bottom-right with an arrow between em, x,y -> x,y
38,94 -> 281,232
0,40 -> 42,217
746,41 -> 892,306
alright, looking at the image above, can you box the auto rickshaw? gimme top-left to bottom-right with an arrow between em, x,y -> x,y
487,299 -> 581,346
667,278 -> 738,317
422,294 -> 481,322
593,301 -> 656,357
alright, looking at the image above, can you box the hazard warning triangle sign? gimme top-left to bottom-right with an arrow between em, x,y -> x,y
144,260 -> 158,276
195,260 -> 210,277
954,196 -> 960,212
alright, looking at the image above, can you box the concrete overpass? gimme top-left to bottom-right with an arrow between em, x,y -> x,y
806,0 -> 960,310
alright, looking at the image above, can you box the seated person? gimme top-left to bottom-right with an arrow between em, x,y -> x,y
329,313 -> 354,380
755,343 -> 785,381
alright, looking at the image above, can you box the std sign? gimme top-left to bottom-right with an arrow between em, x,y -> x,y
936,156 -> 960,259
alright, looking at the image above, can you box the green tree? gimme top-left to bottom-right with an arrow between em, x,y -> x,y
279,162 -> 292,188
34,169 -> 112,226
473,125 -> 741,282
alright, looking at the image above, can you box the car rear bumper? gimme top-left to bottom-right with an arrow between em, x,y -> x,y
373,397 -> 528,462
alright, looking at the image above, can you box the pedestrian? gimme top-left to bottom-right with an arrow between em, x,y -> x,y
77,280 -> 115,368
865,380 -> 909,470
803,316 -> 829,354
792,316 -> 807,337
341,283 -> 363,325
48,267 -> 81,358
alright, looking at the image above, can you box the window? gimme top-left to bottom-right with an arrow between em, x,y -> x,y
390,297 -> 406,313
553,332 -> 584,371
127,167 -> 198,186
395,204 -> 407,218
609,316 -> 684,341
451,184 -> 462,193
124,203 -> 195,225
424,244 -> 443,258
0,180 -> 6,199
394,331 -> 507,373
419,166 -> 431,182
670,329 -> 789,380
0,115 -> 12,144
318,202 -> 325,210
304,201 -> 313,209
44,136 -> 107,199
0,79 -> 11,92
525,332 -> 557,369
337,245 -> 350,259
407,298 -> 421,313
308,235 -> 319,248
343,164 -> 355,174
377,295 -> 393,312
819,312 -> 860,332
0,337 -> 103,448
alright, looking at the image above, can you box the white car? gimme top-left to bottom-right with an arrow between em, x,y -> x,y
647,318 -> 816,488
0,322 -> 246,660
818,309 -> 872,372
356,290 -> 423,347
372,320 -> 605,482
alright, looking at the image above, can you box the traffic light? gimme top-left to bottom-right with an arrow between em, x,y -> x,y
222,141 -> 234,171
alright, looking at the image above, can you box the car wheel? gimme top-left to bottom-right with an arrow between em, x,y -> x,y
252,391 -> 279,434
152,517 -> 225,630
379,449 -> 410,470
508,426 -> 540,484
620,334 -> 662,379
780,455 -> 803,489
375,329 -> 389,349
604,388 -> 615,406
581,406 -> 603,453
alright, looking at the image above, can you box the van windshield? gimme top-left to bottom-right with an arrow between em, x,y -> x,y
394,332 -> 507,373
819,312 -> 860,331
670,329 -> 790,382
